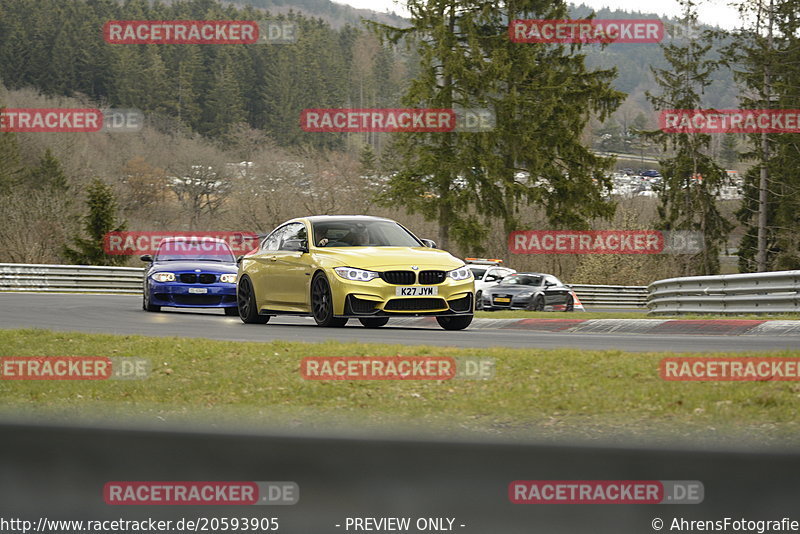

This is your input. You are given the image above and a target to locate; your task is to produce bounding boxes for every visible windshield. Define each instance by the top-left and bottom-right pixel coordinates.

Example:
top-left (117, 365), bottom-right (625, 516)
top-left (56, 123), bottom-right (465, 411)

top-left (154, 240), bottom-right (236, 262)
top-left (312, 220), bottom-right (422, 247)
top-left (500, 274), bottom-right (542, 286)
top-left (469, 267), bottom-right (487, 279)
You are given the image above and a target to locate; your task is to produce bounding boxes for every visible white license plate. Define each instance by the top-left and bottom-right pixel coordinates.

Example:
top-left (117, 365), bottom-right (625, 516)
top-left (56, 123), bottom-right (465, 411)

top-left (188, 287), bottom-right (208, 294)
top-left (395, 286), bottom-right (438, 297)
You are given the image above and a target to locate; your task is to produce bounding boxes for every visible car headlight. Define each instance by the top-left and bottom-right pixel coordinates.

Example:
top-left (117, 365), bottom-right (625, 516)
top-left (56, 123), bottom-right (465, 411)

top-left (220, 273), bottom-right (238, 284)
top-left (447, 266), bottom-right (473, 281)
top-left (517, 291), bottom-right (534, 298)
top-left (334, 267), bottom-right (380, 282)
top-left (151, 272), bottom-right (175, 282)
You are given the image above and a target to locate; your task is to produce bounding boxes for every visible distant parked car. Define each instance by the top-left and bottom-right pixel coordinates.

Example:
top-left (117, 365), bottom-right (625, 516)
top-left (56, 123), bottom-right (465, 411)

top-left (640, 169), bottom-right (661, 178)
top-left (465, 258), bottom-right (516, 310)
top-left (141, 237), bottom-right (239, 315)
top-left (480, 272), bottom-right (575, 312)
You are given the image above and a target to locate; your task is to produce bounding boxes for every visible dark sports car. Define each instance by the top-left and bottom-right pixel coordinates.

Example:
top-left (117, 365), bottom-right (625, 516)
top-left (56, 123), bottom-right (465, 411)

top-left (480, 272), bottom-right (574, 311)
top-left (141, 237), bottom-right (239, 314)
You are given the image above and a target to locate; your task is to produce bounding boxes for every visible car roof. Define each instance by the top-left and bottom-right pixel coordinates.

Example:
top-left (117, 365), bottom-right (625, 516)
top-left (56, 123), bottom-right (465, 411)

top-left (159, 237), bottom-right (229, 244)
top-left (300, 215), bottom-right (396, 224)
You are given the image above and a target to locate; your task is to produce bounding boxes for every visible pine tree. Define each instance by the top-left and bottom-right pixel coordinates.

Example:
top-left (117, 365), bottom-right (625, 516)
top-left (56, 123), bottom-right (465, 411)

top-left (203, 52), bottom-right (247, 142)
top-left (729, 0), bottom-right (800, 271)
top-left (63, 178), bottom-right (129, 266)
top-left (645, 0), bottom-right (732, 275)
top-left (719, 133), bottom-right (739, 169)
top-left (26, 149), bottom-right (69, 192)
top-left (370, 0), bottom-right (623, 251)
top-left (359, 144), bottom-right (377, 176)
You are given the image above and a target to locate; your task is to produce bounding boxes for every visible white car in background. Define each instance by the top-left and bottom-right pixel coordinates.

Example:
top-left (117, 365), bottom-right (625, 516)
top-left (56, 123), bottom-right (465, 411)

top-left (465, 258), bottom-right (516, 310)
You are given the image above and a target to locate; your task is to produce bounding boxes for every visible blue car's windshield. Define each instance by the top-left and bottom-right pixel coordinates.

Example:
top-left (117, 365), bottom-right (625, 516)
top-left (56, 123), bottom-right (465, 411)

top-left (155, 240), bottom-right (236, 262)
top-left (312, 220), bottom-right (423, 247)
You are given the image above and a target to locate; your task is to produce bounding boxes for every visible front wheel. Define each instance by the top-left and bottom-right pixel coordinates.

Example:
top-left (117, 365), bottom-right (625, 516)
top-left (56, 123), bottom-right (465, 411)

top-left (311, 273), bottom-right (348, 327)
top-left (142, 289), bottom-right (160, 312)
top-left (436, 315), bottom-right (473, 331)
top-left (527, 295), bottom-right (545, 312)
top-left (237, 276), bottom-right (270, 324)
top-left (359, 317), bottom-right (389, 328)
top-left (475, 291), bottom-right (483, 310)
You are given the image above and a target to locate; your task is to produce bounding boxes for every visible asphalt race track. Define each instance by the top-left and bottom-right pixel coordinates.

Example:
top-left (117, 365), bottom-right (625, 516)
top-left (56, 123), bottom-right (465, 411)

top-left (3, 293), bottom-right (800, 352)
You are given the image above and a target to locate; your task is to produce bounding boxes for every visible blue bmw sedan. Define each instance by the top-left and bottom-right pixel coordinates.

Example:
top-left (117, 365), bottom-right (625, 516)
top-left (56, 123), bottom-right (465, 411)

top-left (141, 237), bottom-right (239, 314)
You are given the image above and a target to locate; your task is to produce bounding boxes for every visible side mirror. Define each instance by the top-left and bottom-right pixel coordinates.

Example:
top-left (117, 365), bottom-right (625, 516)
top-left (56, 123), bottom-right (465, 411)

top-left (236, 255), bottom-right (244, 264)
top-left (421, 239), bottom-right (437, 248)
top-left (283, 239), bottom-right (309, 253)
top-left (140, 255), bottom-right (153, 262)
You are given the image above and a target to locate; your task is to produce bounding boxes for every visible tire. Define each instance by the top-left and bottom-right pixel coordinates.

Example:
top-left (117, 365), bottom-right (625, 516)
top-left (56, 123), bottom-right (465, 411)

top-left (142, 289), bottom-right (161, 312)
top-left (436, 314), bottom-right (473, 331)
top-left (359, 317), bottom-right (389, 328)
top-left (237, 276), bottom-right (270, 324)
top-left (311, 273), bottom-right (348, 327)
top-left (564, 294), bottom-right (574, 312)
top-left (224, 306), bottom-right (239, 316)
top-left (526, 295), bottom-right (545, 312)
top-left (475, 291), bottom-right (483, 310)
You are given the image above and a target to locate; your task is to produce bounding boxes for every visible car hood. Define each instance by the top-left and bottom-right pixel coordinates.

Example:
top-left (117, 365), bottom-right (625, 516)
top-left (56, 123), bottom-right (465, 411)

top-left (149, 260), bottom-right (238, 273)
top-left (313, 247), bottom-right (464, 270)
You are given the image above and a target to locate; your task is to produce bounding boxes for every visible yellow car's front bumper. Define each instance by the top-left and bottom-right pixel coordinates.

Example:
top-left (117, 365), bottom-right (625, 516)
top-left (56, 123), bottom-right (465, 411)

top-left (328, 273), bottom-right (474, 317)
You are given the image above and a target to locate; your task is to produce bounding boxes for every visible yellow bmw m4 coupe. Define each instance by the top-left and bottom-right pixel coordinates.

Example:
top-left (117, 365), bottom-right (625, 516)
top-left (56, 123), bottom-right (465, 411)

top-left (236, 216), bottom-right (474, 330)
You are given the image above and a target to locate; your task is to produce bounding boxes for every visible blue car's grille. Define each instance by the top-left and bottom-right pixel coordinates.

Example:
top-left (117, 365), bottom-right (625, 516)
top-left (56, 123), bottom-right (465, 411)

top-left (179, 273), bottom-right (217, 284)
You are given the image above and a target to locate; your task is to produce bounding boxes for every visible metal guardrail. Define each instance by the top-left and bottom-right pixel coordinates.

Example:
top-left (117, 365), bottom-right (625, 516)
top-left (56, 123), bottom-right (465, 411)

top-left (0, 263), bottom-right (143, 294)
top-left (569, 284), bottom-right (648, 308)
top-left (0, 263), bottom-right (649, 307)
top-left (648, 270), bottom-right (800, 315)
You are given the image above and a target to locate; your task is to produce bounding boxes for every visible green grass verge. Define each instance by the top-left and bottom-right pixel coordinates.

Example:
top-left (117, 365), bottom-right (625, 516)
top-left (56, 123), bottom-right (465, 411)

top-left (476, 310), bottom-right (800, 320)
top-left (1, 329), bottom-right (799, 447)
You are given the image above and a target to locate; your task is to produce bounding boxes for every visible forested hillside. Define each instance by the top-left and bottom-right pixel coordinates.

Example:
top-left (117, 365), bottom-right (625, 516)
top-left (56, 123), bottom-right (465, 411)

top-left (0, 0), bottom-right (737, 153)
top-left (0, 0), bottom-right (408, 150)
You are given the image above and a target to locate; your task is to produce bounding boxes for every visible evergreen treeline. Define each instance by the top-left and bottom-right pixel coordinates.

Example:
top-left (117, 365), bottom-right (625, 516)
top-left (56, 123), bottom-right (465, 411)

top-left (0, 0), bottom-right (404, 149)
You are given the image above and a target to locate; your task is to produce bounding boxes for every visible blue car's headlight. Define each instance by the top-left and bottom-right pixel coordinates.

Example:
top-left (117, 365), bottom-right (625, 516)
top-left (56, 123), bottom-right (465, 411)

top-left (151, 272), bottom-right (175, 282)
top-left (334, 267), bottom-right (380, 282)
top-left (220, 274), bottom-right (237, 284)
top-left (447, 266), bottom-right (472, 281)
